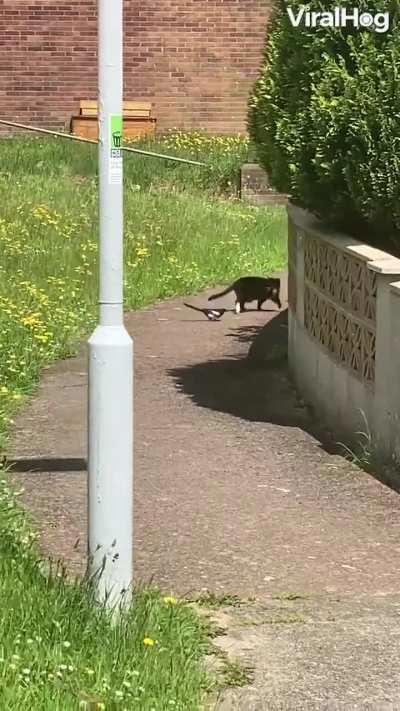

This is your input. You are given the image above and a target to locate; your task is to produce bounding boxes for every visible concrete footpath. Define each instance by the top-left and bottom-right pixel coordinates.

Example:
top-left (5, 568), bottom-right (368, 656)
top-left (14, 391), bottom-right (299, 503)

top-left (7, 278), bottom-right (400, 710)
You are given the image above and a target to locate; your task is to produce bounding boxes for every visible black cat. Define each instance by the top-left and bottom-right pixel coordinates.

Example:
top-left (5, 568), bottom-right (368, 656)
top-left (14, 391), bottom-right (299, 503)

top-left (208, 276), bottom-right (281, 313)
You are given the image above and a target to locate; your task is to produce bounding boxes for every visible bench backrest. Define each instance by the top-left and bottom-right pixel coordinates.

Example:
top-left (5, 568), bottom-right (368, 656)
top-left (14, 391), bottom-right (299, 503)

top-left (79, 100), bottom-right (152, 118)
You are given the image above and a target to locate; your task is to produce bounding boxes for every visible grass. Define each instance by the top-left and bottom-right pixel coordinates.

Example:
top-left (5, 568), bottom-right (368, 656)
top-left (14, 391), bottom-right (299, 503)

top-left (0, 130), bottom-right (287, 708)
top-left (0, 476), bottom-right (212, 710)
top-left (243, 613), bottom-right (306, 625)
top-left (0, 130), bottom-right (252, 197)
top-left (219, 659), bottom-right (253, 688)
top-left (339, 411), bottom-right (400, 493)
top-left (0, 132), bottom-right (287, 450)
top-left (189, 591), bottom-right (251, 609)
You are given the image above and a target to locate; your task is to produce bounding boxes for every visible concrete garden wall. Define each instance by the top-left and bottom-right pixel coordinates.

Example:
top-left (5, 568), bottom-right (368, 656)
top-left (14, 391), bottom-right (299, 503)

top-left (288, 203), bottom-right (400, 458)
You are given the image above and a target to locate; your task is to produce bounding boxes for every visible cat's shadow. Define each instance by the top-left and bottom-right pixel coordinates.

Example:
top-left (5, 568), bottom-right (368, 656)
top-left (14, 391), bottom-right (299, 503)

top-left (184, 308), bottom-right (279, 324)
top-left (239, 307), bottom-right (277, 312)
top-left (167, 309), bottom-right (339, 455)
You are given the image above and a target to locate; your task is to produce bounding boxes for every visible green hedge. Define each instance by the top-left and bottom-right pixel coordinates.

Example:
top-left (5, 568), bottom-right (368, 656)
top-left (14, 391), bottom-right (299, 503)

top-left (248, 0), bottom-right (400, 251)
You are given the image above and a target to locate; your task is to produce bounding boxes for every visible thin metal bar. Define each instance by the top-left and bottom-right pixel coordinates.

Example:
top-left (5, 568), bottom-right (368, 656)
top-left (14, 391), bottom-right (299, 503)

top-left (123, 143), bottom-right (205, 165)
top-left (0, 118), bottom-right (206, 166)
top-left (0, 118), bottom-right (99, 144)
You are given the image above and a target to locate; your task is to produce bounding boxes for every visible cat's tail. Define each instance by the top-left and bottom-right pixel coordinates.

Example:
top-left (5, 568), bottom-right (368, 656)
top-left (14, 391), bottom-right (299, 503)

top-left (208, 285), bottom-right (233, 301)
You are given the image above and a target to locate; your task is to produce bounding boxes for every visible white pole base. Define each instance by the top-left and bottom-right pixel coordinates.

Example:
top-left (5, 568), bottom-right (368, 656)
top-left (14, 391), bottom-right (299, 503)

top-left (87, 324), bottom-right (133, 607)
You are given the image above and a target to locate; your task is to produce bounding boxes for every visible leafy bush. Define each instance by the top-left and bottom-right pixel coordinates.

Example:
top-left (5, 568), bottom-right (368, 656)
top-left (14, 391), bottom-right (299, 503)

top-left (248, 0), bottom-right (400, 251)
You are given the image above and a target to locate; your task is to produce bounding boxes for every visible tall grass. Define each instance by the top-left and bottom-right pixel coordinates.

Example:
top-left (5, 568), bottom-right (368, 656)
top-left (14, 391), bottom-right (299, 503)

top-left (339, 411), bottom-right (400, 493)
top-left (1, 130), bottom-right (251, 196)
top-left (0, 476), bottom-right (211, 710)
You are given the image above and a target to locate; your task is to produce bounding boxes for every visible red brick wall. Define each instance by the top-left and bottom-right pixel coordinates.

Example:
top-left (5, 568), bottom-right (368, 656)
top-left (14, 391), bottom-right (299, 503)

top-left (0, 0), bottom-right (271, 135)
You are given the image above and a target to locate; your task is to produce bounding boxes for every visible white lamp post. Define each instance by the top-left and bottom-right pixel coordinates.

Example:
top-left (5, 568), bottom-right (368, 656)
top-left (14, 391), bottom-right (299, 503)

top-left (87, 0), bottom-right (133, 606)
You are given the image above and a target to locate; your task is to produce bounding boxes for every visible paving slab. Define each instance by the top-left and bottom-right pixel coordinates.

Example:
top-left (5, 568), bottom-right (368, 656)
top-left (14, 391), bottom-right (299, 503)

top-left (210, 594), bottom-right (400, 710)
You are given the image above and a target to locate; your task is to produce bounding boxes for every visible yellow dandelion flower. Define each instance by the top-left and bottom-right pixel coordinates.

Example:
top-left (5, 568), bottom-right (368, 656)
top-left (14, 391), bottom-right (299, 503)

top-left (21, 314), bottom-right (41, 328)
top-left (143, 637), bottom-right (155, 646)
top-left (163, 596), bottom-right (178, 605)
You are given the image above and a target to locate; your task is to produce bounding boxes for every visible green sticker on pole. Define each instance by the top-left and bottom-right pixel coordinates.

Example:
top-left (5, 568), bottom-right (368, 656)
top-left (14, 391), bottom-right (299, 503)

top-left (109, 115), bottom-right (123, 185)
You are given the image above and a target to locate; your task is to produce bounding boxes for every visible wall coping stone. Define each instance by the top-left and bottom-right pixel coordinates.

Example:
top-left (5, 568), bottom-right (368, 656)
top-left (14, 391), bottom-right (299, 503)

top-left (288, 203), bottom-right (400, 274)
top-left (368, 258), bottom-right (400, 274)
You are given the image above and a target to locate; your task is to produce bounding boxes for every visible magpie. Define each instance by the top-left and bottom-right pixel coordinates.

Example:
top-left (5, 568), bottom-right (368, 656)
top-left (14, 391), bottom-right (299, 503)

top-left (184, 303), bottom-right (227, 321)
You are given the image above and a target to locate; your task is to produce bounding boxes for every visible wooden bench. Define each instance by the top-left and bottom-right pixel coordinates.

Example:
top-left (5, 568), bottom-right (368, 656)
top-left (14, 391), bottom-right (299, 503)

top-left (71, 100), bottom-right (156, 141)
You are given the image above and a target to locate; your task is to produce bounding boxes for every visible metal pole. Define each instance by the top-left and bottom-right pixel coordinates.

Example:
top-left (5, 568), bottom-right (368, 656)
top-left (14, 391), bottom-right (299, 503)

top-left (87, 0), bottom-right (133, 606)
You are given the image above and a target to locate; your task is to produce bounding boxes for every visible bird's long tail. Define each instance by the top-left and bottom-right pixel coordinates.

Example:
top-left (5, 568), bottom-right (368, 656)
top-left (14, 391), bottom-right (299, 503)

top-left (208, 285), bottom-right (233, 301)
top-left (184, 303), bottom-right (203, 313)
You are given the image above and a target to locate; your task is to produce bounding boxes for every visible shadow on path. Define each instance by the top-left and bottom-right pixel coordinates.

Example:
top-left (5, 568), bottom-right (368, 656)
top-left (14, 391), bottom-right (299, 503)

top-left (168, 309), bottom-right (339, 456)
